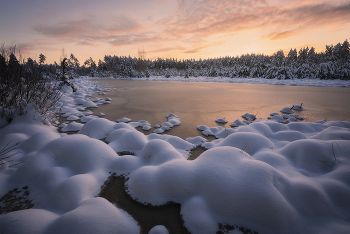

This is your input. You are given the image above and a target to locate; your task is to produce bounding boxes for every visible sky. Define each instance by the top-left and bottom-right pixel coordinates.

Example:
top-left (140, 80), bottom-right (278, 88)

top-left (1, 0), bottom-right (349, 64)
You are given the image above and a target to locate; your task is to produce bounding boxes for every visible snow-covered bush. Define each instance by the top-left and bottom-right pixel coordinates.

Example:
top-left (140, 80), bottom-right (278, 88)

top-left (0, 47), bottom-right (61, 125)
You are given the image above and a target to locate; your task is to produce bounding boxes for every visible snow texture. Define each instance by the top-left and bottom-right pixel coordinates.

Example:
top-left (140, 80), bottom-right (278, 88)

top-left (0, 77), bottom-right (350, 234)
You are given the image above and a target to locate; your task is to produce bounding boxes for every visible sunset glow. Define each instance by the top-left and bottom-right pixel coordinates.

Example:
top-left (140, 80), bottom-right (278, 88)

top-left (1, 0), bottom-right (349, 63)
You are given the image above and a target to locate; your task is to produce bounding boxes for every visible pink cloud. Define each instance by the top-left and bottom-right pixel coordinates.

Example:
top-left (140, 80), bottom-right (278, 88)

top-left (162, 0), bottom-right (350, 40)
top-left (31, 0), bottom-right (350, 59)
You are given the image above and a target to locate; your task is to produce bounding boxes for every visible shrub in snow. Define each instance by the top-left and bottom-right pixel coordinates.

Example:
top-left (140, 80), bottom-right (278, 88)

top-left (0, 47), bottom-right (61, 125)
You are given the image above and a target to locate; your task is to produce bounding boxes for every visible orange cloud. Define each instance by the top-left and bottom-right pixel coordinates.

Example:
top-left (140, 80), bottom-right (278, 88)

top-left (162, 0), bottom-right (350, 41)
top-left (29, 0), bottom-right (350, 62)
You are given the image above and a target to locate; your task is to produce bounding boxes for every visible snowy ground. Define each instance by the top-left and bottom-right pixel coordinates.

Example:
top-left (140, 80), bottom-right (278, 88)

top-left (90, 75), bottom-right (350, 87)
top-left (0, 77), bottom-right (350, 234)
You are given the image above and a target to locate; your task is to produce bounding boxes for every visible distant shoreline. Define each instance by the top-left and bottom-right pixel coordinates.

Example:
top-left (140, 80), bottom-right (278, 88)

top-left (86, 76), bottom-right (350, 88)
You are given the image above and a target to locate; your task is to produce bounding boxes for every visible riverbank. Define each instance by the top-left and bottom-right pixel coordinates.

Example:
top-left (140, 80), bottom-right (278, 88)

top-left (88, 75), bottom-right (350, 87)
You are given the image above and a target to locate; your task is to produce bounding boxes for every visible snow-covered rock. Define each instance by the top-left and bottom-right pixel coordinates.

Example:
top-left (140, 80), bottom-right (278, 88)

top-left (280, 107), bottom-right (294, 114)
top-left (215, 118), bottom-right (228, 123)
top-left (117, 117), bottom-right (132, 123)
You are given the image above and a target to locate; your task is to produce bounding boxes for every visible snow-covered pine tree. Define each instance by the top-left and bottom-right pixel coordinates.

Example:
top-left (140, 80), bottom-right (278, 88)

top-left (38, 53), bottom-right (46, 65)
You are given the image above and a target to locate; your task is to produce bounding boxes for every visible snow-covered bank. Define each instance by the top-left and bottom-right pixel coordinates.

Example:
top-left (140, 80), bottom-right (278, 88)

top-left (1, 77), bottom-right (350, 234)
top-left (89, 76), bottom-right (350, 87)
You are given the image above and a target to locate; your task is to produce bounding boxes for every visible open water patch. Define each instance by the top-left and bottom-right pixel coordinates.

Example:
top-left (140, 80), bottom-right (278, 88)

top-left (98, 173), bottom-right (190, 234)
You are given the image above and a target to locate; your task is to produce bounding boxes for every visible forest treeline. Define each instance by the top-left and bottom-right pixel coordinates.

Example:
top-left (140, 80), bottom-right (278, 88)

top-left (2, 39), bottom-right (350, 82)
top-left (86, 39), bottom-right (350, 80)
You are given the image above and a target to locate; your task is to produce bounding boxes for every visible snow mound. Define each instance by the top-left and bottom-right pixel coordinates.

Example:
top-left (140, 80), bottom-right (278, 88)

top-left (129, 120), bottom-right (152, 131)
top-left (197, 125), bottom-right (208, 131)
top-left (107, 124), bottom-right (195, 163)
top-left (153, 114), bottom-right (181, 133)
top-left (67, 115), bottom-right (80, 121)
top-left (80, 115), bottom-right (99, 123)
top-left (90, 97), bottom-right (101, 102)
top-left (230, 119), bottom-right (246, 127)
top-left (1, 78), bottom-right (350, 234)
top-left (126, 120), bottom-right (350, 234)
top-left (117, 117), bottom-right (132, 123)
top-left (61, 122), bottom-right (84, 132)
top-left (79, 118), bottom-right (117, 139)
top-left (186, 136), bottom-right (207, 146)
top-left (215, 118), bottom-right (228, 123)
top-left (199, 126), bottom-right (224, 136)
top-left (82, 100), bottom-right (98, 108)
top-left (291, 103), bottom-right (306, 111)
top-left (149, 225), bottom-right (169, 234)
top-left (44, 198), bottom-right (139, 234)
top-left (280, 107), bottom-right (294, 114)
top-left (242, 113), bottom-right (256, 121)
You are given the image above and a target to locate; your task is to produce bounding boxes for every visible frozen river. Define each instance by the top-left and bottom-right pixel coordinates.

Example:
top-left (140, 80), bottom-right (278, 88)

top-left (92, 79), bottom-right (350, 140)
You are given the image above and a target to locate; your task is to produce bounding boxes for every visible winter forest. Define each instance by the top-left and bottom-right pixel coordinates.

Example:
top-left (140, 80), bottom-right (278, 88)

top-left (93, 39), bottom-right (350, 80)
top-left (73, 40), bottom-right (350, 80)
top-left (2, 40), bottom-right (350, 81)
